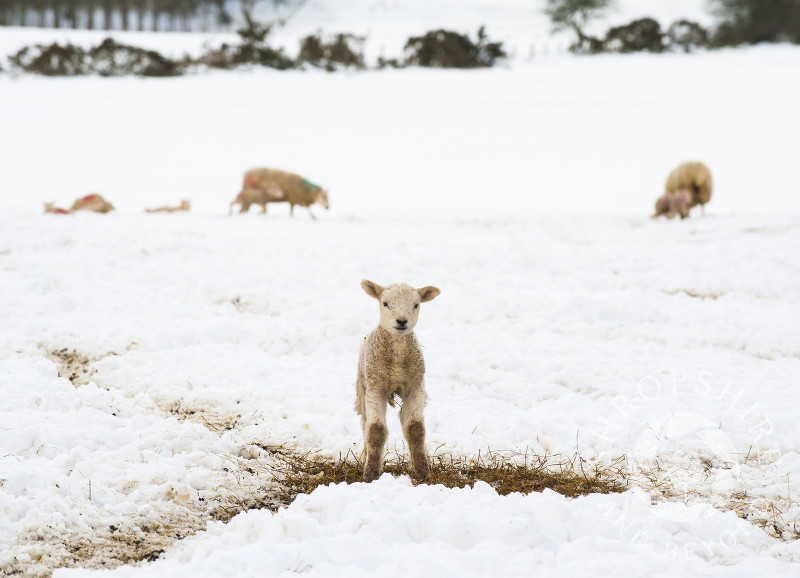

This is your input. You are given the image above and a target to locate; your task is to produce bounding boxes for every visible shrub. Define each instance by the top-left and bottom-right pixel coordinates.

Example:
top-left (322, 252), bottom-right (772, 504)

top-left (193, 20), bottom-right (296, 71)
top-left (604, 17), bottom-right (665, 53)
top-left (89, 38), bottom-right (182, 77)
top-left (9, 39), bottom-right (181, 76)
top-left (297, 32), bottom-right (365, 71)
top-left (325, 34), bottom-right (366, 69)
top-left (667, 20), bottom-right (710, 52)
top-left (404, 26), bottom-right (506, 68)
top-left (193, 42), bottom-right (295, 69)
top-left (297, 34), bottom-right (325, 65)
top-left (10, 42), bottom-right (88, 76)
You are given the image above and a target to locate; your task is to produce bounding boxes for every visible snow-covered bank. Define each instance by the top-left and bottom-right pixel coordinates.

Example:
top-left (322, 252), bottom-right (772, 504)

top-left (55, 480), bottom-right (800, 578)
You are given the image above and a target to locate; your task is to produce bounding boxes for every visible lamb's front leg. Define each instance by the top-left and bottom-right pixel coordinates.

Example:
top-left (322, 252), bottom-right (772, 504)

top-left (400, 386), bottom-right (429, 480)
top-left (363, 385), bottom-right (388, 482)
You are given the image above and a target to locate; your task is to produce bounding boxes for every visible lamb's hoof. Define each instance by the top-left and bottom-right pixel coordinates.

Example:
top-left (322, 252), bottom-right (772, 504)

top-left (411, 462), bottom-right (429, 480)
top-left (363, 462), bottom-right (381, 482)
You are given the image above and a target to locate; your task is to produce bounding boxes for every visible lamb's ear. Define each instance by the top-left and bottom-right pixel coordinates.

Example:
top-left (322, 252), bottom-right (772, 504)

top-left (361, 279), bottom-right (383, 300)
top-left (418, 286), bottom-right (440, 302)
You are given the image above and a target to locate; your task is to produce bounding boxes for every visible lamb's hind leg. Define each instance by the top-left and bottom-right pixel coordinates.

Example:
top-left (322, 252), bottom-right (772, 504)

top-left (400, 388), bottom-right (429, 479)
top-left (362, 386), bottom-right (388, 482)
top-left (354, 371), bottom-right (367, 463)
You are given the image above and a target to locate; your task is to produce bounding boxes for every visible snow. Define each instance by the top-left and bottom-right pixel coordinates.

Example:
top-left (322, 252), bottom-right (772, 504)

top-left (2, 0), bottom-right (800, 576)
top-left (54, 482), bottom-right (800, 577)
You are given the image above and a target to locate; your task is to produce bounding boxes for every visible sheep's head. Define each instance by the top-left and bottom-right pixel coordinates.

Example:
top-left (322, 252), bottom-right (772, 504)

top-left (361, 279), bottom-right (440, 335)
top-left (315, 188), bottom-right (330, 210)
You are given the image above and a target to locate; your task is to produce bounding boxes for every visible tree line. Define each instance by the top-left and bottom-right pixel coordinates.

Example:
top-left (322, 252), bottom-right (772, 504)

top-left (0, 0), bottom-right (290, 32)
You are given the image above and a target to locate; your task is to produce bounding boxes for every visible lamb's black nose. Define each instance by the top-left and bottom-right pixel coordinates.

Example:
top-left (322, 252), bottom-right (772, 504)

top-left (396, 319), bottom-right (408, 327)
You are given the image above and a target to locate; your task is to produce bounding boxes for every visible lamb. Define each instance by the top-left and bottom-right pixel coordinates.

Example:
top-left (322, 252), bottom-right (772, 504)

top-left (230, 168), bottom-right (329, 219)
top-left (43, 202), bottom-right (70, 214)
top-left (229, 171), bottom-right (285, 215)
top-left (664, 161), bottom-right (713, 213)
top-left (355, 279), bottom-right (441, 482)
top-left (43, 194), bottom-right (115, 214)
top-left (652, 189), bottom-right (691, 219)
top-left (70, 193), bottom-right (115, 213)
top-left (146, 200), bottom-right (190, 213)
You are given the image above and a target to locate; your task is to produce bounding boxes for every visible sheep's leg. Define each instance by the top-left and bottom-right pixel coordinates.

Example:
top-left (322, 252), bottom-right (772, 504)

top-left (400, 387), bottom-right (429, 479)
top-left (290, 204), bottom-right (295, 217)
top-left (362, 386), bottom-right (388, 482)
top-left (261, 203), bottom-right (267, 215)
top-left (307, 207), bottom-right (317, 220)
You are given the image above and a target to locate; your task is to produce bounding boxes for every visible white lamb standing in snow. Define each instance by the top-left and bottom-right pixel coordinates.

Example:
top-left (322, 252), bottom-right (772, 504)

top-left (355, 279), bottom-right (441, 482)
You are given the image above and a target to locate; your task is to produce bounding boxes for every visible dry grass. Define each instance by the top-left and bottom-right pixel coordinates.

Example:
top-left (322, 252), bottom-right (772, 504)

top-left (49, 347), bottom-right (96, 386)
top-left (260, 447), bottom-right (628, 500)
top-left (663, 289), bottom-right (723, 300)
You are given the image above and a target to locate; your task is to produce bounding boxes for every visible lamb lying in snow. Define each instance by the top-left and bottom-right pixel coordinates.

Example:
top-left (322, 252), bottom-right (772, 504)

top-left (229, 168), bottom-right (329, 219)
top-left (70, 193), bottom-right (115, 213)
top-left (355, 279), bottom-right (441, 482)
top-left (44, 194), bottom-right (115, 214)
top-left (654, 161), bottom-right (713, 218)
top-left (146, 200), bottom-right (190, 213)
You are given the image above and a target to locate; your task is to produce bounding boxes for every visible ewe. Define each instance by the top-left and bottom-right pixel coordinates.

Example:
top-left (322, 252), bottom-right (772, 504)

top-left (666, 162), bottom-right (712, 212)
top-left (355, 280), bottom-right (440, 482)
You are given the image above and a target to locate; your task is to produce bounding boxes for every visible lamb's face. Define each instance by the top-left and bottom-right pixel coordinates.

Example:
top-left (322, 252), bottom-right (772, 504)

top-left (379, 284), bottom-right (424, 334)
top-left (361, 280), bottom-right (440, 336)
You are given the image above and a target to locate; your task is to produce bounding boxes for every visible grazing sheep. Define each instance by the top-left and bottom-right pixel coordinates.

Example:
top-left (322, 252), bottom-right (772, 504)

top-left (652, 189), bottom-right (691, 219)
top-left (355, 279), bottom-right (441, 482)
top-left (230, 168), bottom-right (329, 219)
top-left (146, 200), bottom-right (191, 213)
top-left (664, 161), bottom-right (713, 213)
top-left (70, 193), bottom-right (115, 213)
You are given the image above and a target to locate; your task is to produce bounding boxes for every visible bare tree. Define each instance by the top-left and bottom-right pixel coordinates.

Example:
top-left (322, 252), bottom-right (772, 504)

top-left (543, 0), bottom-right (613, 53)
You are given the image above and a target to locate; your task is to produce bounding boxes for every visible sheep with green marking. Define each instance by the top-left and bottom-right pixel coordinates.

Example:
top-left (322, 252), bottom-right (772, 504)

top-left (230, 168), bottom-right (329, 219)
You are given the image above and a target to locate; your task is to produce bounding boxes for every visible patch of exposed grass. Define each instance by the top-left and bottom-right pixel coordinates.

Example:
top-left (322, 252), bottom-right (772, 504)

top-left (49, 348), bottom-right (96, 386)
top-left (263, 448), bottom-right (627, 500)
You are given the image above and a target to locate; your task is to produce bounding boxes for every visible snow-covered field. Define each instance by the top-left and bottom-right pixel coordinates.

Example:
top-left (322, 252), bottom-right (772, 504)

top-left (2, 1), bottom-right (800, 576)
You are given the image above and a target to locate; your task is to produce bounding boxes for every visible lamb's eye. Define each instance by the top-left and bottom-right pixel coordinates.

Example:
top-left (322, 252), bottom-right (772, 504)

top-left (383, 302), bottom-right (389, 308)
top-left (413, 304), bottom-right (419, 309)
